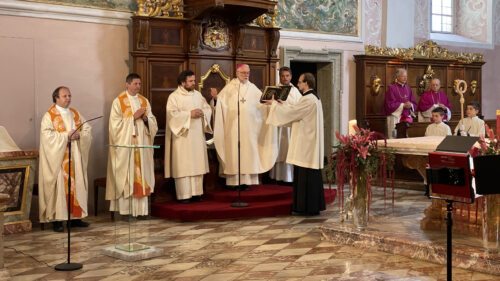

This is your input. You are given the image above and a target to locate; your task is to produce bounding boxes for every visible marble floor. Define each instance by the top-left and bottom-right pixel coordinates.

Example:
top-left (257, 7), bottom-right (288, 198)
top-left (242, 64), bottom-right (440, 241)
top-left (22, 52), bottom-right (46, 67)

top-left (3, 188), bottom-right (500, 281)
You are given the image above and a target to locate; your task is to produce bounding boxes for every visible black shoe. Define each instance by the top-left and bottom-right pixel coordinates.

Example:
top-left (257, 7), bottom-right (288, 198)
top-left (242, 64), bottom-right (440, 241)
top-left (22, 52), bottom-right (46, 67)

top-left (178, 199), bottom-right (191, 204)
top-left (237, 185), bottom-right (249, 191)
top-left (70, 219), bottom-right (90, 227)
top-left (191, 195), bottom-right (202, 202)
top-left (52, 221), bottom-right (64, 232)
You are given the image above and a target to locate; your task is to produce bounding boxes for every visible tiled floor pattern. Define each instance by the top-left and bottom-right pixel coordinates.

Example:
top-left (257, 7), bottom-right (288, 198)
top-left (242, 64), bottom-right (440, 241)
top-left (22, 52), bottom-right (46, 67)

top-left (3, 187), bottom-right (499, 281)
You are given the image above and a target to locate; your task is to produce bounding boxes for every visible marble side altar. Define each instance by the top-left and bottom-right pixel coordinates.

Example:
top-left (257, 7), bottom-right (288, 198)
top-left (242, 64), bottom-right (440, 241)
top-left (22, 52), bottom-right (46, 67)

top-left (379, 136), bottom-right (499, 243)
top-left (0, 126), bottom-right (38, 234)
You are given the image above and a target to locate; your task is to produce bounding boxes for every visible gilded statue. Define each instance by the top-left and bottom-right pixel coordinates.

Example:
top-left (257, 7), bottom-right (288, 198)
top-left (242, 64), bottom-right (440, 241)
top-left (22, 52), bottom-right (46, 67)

top-left (470, 80), bottom-right (477, 95)
top-left (370, 75), bottom-right (382, 96)
top-left (418, 65), bottom-right (435, 95)
top-left (136, 0), bottom-right (183, 18)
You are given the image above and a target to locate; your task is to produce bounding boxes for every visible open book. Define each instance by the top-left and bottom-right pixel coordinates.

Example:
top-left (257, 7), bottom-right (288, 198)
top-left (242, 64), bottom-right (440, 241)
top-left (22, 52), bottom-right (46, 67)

top-left (260, 85), bottom-right (292, 103)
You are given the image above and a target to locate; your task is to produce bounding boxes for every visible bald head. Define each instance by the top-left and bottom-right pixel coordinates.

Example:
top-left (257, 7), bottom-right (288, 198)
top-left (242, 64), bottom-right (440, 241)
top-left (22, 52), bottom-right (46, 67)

top-left (430, 78), bottom-right (441, 92)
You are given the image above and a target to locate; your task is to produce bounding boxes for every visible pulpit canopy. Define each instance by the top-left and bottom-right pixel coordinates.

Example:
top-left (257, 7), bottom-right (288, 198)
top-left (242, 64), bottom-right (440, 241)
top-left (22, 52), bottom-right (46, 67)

top-left (184, 0), bottom-right (276, 24)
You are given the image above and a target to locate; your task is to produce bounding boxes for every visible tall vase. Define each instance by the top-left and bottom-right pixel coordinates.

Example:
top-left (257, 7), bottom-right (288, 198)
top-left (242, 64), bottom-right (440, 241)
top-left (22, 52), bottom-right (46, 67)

top-left (352, 171), bottom-right (369, 231)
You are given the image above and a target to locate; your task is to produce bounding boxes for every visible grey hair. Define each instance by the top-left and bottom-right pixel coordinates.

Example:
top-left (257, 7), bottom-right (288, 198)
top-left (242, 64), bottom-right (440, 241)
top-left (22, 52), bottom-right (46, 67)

top-left (395, 68), bottom-right (407, 79)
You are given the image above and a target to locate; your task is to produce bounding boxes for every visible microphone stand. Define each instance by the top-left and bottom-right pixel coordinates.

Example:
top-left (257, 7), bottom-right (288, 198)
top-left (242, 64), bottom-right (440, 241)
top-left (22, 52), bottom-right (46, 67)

top-left (55, 115), bottom-right (102, 271)
top-left (231, 82), bottom-right (248, 208)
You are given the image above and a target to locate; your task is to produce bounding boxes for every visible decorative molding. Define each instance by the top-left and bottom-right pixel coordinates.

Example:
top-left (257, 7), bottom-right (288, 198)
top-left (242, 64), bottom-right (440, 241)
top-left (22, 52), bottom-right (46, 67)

top-left (363, 0), bottom-right (382, 46)
top-left (0, 0), bottom-right (132, 26)
top-left (365, 40), bottom-right (484, 63)
top-left (136, 0), bottom-right (183, 18)
top-left (280, 46), bottom-right (343, 147)
top-left (255, 4), bottom-right (278, 28)
top-left (198, 64), bottom-right (230, 93)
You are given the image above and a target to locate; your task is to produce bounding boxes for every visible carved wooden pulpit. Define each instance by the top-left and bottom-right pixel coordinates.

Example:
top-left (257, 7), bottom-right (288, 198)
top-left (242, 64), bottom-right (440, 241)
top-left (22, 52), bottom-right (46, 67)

top-left (132, 0), bottom-right (280, 196)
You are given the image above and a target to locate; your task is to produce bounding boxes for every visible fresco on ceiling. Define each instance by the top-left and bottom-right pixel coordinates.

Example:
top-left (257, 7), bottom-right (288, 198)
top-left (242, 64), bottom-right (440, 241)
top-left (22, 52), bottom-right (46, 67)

top-left (277, 0), bottom-right (359, 36)
top-left (23, 0), bottom-right (136, 11)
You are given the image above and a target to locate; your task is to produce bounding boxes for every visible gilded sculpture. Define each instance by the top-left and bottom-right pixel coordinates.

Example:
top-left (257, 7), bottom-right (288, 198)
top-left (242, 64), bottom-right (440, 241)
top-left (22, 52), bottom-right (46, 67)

top-left (470, 80), bottom-right (478, 95)
top-left (136, 0), bottom-right (183, 18)
top-left (198, 64), bottom-right (231, 93)
top-left (418, 65), bottom-right (435, 95)
top-left (365, 40), bottom-right (484, 64)
top-left (453, 79), bottom-right (467, 120)
top-left (255, 5), bottom-right (279, 28)
top-left (370, 75), bottom-right (382, 96)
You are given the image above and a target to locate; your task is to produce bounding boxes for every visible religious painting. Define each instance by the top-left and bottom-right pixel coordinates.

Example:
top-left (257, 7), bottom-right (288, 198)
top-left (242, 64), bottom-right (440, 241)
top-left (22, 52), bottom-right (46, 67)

top-left (243, 35), bottom-right (265, 51)
top-left (277, 0), bottom-right (359, 37)
top-left (22, 0), bottom-right (135, 11)
top-left (0, 166), bottom-right (29, 213)
top-left (151, 27), bottom-right (181, 46)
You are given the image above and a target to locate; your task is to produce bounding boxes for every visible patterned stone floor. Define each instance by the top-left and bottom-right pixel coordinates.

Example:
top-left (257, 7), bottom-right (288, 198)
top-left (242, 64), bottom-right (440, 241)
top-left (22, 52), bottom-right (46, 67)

top-left (3, 188), bottom-right (500, 281)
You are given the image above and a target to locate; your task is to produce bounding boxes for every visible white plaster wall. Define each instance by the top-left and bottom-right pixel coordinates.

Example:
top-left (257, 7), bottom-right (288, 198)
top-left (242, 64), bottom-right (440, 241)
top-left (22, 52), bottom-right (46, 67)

top-left (0, 14), bottom-right (130, 213)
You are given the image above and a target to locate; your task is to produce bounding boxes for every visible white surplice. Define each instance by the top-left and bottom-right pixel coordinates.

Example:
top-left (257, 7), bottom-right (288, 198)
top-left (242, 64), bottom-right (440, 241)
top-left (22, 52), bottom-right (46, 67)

top-left (267, 91), bottom-right (324, 170)
top-left (425, 122), bottom-right (452, 137)
top-left (453, 116), bottom-right (485, 136)
top-left (269, 84), bottom-right (302, 182)
top-left (165, 86), bottom-right (212, 199)
top-left (214, 78), bottom-right (278, 185)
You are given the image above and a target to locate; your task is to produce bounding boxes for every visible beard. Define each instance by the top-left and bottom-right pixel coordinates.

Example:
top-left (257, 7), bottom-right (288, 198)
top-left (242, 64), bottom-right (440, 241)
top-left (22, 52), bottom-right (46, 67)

top-left (184, 85), bottom-right (195, 91)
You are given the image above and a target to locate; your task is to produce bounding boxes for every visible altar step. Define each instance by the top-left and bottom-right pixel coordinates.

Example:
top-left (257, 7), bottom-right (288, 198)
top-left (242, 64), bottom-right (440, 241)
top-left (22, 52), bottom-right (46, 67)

top-left (151, 185), bottom-right (336, 221)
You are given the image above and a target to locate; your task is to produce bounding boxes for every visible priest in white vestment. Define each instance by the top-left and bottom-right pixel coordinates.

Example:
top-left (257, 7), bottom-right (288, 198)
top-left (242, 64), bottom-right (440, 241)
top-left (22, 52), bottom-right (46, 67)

top-left (214, 64), bottom-right (278, 187)
top-left (269, 66), bottom-right (302, 183)
top-left (39, 86), bottom-right (92, 232)
top-left (106, 73), bottom-right (158, 216)
top-left (266, 73), bottom-right (326, 216)
top-left (454, 101), bottom-right (485, 137)
top-left (165, 70), bottom-right (212, 202)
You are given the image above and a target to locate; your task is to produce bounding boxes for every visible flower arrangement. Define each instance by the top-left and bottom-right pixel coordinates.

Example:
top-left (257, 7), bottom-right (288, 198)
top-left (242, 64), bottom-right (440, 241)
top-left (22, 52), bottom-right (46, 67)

top-left (327, 125), bottom-right (395, 229)
top-left (469, 124), bottom-right (499, 156)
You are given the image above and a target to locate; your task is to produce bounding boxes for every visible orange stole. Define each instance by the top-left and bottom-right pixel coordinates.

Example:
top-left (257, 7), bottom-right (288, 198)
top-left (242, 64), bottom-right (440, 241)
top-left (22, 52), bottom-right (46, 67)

top-left (118, 93), bottom-right (151, 198)
top-left (48, 104), bottom-right (83, 218)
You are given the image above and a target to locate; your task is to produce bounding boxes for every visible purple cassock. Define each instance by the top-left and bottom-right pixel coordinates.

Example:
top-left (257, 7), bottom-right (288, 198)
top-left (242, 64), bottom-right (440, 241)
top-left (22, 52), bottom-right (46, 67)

top-left (417, 90), bottom-right (451, 119)
top-left (384, 83), bottom-right (417, 123)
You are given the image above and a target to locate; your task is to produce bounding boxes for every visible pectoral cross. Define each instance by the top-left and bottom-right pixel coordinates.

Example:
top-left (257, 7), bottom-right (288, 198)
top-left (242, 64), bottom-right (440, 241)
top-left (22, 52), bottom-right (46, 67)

top-left (240, 97), bottom-right (246, 103)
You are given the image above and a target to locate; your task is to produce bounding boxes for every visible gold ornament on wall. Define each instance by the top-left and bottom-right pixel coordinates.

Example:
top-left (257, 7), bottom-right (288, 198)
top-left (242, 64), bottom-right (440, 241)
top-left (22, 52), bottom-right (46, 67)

top-left (202, 19), bottom-right (229, 50)
top-left (136, 0), bottom-right (183, 18)
top-left (255, 5), bottom-right (279, 28)
top-left (365, 40), bottom-right (484, 64)
top-left (418, 65), bottom-right (435, 95)
top-left (370, 75), bottom-right (382, 96)
top-left (198, 64), bottom-right (231, 92)
top-left (470, 80), bottom-right (478, 95)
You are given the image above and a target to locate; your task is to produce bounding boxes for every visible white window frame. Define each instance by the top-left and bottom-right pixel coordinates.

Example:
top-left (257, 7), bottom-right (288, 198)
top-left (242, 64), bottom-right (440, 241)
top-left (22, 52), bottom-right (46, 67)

top-left (430, 0), bottom-right (454, 34)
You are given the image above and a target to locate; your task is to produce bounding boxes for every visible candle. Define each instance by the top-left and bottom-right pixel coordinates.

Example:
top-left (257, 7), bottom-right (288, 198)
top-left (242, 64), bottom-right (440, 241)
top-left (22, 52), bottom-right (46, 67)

top-left (348, 119), bottom-right (357, 135)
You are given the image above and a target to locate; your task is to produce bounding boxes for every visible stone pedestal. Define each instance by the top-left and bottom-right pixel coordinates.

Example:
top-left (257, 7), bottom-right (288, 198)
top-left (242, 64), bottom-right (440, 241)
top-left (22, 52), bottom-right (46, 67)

top-left (102, 245), bottom-right (164, 261)
top-left (0, 213), bottom-right (11, 279)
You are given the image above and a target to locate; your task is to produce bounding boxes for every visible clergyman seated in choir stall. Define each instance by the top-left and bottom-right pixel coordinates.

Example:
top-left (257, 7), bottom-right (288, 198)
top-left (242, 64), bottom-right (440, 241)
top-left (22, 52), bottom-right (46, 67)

top-left (417, 78), bottom-right (452, 122)
top-left (454, 101), bottom-right (485, 137)
top-left (424, 107), bottom-right (452, 137)
top-left (213, 64), bottom-right (278, 189)
top-left (106, 73), bottom-right (158, 217)
top-left (384, 68), bottom-right (417, 138)
top-left (38, 86), bottom-right (92, 232)
top-left (164, 70), bottom-right (212, 203)
top-left (269, 66), bottom-right (302, 184)
top-left (265, 73), bottom-right (326, 216)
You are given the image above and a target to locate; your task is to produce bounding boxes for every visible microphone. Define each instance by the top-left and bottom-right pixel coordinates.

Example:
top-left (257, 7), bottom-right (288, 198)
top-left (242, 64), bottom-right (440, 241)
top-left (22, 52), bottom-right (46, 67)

top-left (69, 115), bottom-right (103, 139)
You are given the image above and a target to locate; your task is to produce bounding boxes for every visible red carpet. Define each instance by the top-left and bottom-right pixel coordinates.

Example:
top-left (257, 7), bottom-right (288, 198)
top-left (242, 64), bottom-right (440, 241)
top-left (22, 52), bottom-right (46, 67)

top-left (151, 185), bottom-right (336, 221)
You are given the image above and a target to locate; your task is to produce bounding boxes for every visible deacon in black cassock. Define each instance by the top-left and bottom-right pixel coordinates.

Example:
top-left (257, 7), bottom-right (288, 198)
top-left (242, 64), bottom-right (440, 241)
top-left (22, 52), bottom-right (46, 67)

top-left (265, 72), bottom-right (326, 215)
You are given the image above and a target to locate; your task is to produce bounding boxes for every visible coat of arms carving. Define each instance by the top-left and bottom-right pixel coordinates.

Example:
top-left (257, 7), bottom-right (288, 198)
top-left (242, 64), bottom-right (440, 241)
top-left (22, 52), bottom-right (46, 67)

top-left (202, 19), bottom-right (229, 51)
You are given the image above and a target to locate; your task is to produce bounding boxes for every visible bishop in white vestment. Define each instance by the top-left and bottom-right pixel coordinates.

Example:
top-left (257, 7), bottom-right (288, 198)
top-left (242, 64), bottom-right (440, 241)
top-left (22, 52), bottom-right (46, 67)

top-left (266, 73), bottom-right (326, 215)
top-left (106, 73), bottom-right (158, 216)
top-left (269, 66), bottom-right (302, 183)
top-left (165, 70), bottom-right (212, 201)
top-left (39, 86), bottom-right (92, 232)
top-left (214, 64), bottom-right (278, 186)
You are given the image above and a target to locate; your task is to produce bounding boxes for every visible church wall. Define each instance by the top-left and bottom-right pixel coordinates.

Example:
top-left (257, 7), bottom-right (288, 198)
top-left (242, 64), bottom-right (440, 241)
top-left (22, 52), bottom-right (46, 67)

top-left (0, 14), bottom-right (130, 214)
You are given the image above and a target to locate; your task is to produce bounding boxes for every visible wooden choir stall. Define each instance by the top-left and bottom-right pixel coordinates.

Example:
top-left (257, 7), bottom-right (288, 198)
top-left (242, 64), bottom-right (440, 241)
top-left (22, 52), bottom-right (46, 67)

top-left (355, 41), bottom-right (498, 242)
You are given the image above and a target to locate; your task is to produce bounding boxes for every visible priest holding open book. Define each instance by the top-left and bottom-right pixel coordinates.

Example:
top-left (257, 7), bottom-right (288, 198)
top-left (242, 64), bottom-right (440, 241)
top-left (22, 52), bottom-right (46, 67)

top-left (213, 64), bottom-right (278, 188)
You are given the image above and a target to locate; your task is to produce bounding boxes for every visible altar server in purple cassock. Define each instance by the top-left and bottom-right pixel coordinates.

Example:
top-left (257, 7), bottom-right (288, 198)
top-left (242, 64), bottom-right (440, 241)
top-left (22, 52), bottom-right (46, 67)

top-left (384, 68), bottom-right (417, 138)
